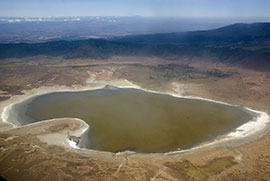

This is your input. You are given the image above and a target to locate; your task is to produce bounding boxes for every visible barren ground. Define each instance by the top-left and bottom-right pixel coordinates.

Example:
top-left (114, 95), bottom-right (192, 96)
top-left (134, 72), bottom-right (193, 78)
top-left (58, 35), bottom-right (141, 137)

top-left (0, 56), bottom-right (270, 180)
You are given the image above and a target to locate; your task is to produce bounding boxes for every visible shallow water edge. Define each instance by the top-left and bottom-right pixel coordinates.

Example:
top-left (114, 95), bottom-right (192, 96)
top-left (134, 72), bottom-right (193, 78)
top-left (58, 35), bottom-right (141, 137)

top-left (1, 82), bottom-right (269, 155)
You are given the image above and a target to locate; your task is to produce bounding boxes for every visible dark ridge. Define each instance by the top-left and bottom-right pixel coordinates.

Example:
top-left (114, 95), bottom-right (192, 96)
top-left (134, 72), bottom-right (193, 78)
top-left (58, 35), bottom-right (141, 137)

top-left (114, 23), bottom-right (270, 43)
top-left (0, 175), bottom-right (7, 181)
top-left (0, 23), bottom-right (270, 71)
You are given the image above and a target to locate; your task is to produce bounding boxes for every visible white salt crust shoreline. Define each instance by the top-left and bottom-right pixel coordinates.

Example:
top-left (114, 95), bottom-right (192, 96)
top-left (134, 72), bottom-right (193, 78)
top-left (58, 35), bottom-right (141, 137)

top-left (0, 80), bottom-right (269, 155)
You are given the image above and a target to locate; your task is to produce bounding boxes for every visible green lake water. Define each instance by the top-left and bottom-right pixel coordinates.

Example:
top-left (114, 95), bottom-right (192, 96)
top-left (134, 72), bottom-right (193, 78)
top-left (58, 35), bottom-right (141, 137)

top-left (21, 87), bottom-right (251, 153)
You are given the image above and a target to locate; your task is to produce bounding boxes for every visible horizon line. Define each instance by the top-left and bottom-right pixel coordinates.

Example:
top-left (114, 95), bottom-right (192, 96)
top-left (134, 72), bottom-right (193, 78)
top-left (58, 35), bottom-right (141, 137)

top-left (1, 15), bottom-right (270, 18)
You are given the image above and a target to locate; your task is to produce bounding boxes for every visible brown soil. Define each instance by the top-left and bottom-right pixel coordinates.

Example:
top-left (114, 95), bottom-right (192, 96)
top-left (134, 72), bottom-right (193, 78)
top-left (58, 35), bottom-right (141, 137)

top-left (0, 56), bottom-right (270, 180)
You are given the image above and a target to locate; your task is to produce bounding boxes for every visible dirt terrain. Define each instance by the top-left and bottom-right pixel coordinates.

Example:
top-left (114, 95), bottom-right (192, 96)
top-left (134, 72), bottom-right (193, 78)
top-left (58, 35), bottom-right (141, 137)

top-left (0, 56), bottom-right (270, 180)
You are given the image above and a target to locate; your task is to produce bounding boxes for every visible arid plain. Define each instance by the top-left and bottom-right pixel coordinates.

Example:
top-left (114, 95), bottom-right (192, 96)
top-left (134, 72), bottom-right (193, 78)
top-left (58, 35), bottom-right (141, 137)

top-left (0, 55), bottom-right (270, 180)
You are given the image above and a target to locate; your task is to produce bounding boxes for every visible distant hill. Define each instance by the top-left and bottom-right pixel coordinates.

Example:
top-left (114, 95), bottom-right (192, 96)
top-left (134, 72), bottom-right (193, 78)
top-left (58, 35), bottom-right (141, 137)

top-left (0, 16), bottom-right (231, 43)
top-left (0, 23), bottom-right (270, 71)
top-left (114, 23), bottom-right (270, 42)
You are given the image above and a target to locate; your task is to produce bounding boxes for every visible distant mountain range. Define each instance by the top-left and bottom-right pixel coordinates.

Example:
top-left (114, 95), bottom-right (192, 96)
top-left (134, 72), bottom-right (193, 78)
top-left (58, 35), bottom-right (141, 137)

top-left (114, 23), bottom-right (270, 42)
top-left (1, 16), bottom-right (233, 43)
top-left (0, 23), bottom-right (270, 70)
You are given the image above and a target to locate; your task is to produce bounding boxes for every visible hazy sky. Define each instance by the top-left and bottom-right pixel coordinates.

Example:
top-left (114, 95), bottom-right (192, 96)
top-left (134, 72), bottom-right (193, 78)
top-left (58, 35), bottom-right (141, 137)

top-left (0, 0), bottom-right (270, 17)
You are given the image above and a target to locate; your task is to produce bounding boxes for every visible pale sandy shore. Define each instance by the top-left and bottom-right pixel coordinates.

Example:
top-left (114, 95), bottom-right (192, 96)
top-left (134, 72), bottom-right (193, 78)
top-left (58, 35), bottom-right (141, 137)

top-left (0, 78), bottom-right (269, 156)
